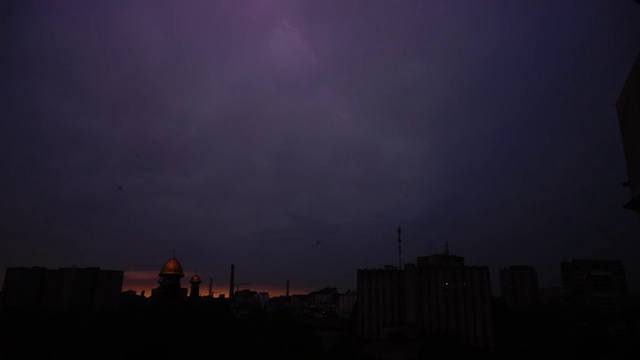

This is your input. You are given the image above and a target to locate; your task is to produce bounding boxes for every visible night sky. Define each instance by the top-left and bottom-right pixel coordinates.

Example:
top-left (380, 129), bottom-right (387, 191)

top-left (1, 0), bottom-right (640, 297)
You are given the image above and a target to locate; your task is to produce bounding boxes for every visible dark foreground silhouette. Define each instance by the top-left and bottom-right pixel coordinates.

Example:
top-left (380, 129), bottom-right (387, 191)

top-left (1, 297), bottom-right (639, 359)
top-left (0, 300), bottom-right (350, 358)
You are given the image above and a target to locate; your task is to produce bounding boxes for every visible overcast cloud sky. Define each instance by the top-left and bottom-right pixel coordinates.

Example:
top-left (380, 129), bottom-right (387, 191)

top-left (1, 0), bottom-right (640, 296)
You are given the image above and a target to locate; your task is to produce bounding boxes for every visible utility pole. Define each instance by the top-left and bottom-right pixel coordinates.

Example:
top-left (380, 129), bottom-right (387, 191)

top-left (229, 264), bottom-right (235, 299)
top-left (397, 226), bottom-right (402, 270)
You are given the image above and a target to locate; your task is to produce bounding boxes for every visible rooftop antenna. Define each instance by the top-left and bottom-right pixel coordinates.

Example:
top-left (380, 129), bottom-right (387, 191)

top-left (397, 226), bottom-right (402, 269)
top-left (444, 240), bottom-right (450, 255)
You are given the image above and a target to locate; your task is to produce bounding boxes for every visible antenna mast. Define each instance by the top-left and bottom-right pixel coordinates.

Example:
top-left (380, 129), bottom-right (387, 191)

top-left (229, 264), bottom-right (235, 299)
top-left (397, 226), bottom-right (402, 269)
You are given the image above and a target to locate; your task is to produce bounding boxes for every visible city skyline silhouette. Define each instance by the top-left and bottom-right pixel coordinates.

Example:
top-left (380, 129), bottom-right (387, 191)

top-left (2, 0), bottom-right (640, 335)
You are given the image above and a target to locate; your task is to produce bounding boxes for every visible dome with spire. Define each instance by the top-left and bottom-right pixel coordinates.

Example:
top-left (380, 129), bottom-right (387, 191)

top-left (159, 257), bottom-right (184, 277)
top-left (190, 273), bottom-right (202, 284)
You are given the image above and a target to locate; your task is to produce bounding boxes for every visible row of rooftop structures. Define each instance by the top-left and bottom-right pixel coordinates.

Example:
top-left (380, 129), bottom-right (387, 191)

top-left (0, 247), bottom-right (632, 348)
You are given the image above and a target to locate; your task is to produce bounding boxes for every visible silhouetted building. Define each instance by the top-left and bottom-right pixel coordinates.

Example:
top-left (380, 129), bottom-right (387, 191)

top-left (617, 44), bottom-right (640, 213)
top-left (357, 245), bottom-right (494, 347)
top-left (499, 265), bottom-right (540, 310)
top-left (339, 289), bottom-right (357, 318)
top-left (189, 272), bottom-right (202, 302)
top-left (539, 286), bottom-right (564, 304)
top-left (1, 266), bottom-right (46, 308)
top-left (309, 287), bottom-right (340, 315)
top-left (149, 256), bottom-right (188, 306)
top-left (561, 259), bottom-right (629, 310)
top-left (416, 245), bottom-right (464, 267)
top-left (257, 292), bottom-right (269, 309)
top-left (1, 266), bottom-right (123, 309)
top-left (231, 288), bottom-right (263, 315)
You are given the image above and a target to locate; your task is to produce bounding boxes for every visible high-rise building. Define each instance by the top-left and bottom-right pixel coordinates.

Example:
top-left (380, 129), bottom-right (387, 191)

top-left (357, 246), bottom-right (493, 347)
top-left (1, 266), bottom-right (47, 308)
top-left (357, 266), bottom-right (404, 339)
top-left (499, 265), bottom-right (540, 310)
top-left (1, 266), bottom-right (123, 310)
top-left (560, 259), bottom-right (628, 310)
top-left (616, 2), bottom-right (640, 214)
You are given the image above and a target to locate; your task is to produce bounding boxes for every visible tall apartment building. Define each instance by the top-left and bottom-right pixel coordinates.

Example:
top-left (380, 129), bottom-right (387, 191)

top-left (357, 247), bottom-right (493, 347)
top-left (357, 265), bottom-right (405, 340)
top-left (1, 266), bottom-right (124, 310)
top-left (499, 265), bottom-right (540, 310)
top-left (616, 1), bottom-right (640, 214)
top-left (560, 259), bottom-right (628, 310)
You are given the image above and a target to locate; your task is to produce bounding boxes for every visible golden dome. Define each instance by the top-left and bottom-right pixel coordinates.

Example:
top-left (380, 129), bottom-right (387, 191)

top-left (190, 274), bottom-right (202, 284)
top-left (159, 257), bottom-right (184, 277)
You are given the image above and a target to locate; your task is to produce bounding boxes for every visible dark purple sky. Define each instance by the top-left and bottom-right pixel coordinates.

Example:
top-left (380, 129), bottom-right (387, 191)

top-left (1, 0), bottom-right (640, 296)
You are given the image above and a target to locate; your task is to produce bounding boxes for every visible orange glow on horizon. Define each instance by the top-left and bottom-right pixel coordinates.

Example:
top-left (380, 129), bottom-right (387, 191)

top-left (122, 270), bottom-right (315, 298)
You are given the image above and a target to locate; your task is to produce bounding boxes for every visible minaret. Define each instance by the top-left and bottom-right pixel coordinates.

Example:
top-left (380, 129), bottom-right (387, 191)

top-left (397, 227), bottom-right (402, 270)
top-left (444, 240), bottom-right (450, 255)
top-left (189, 270), bottom-right (202, 302)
